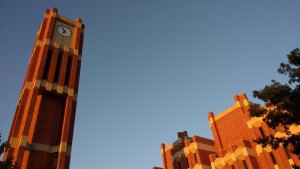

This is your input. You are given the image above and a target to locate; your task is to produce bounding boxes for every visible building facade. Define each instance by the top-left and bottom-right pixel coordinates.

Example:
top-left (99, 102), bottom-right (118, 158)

top-left (154, 94), bottom-right (300, 169)
top-left (3, 8), bottom-right (84, 169)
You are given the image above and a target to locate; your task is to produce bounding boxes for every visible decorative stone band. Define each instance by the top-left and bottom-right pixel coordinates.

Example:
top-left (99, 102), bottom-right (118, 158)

top-left (289, 159), bottom-right (295, 166)
top-left (255, 144), bottom-right (272, 155)
top-left (193, 164), bottom-right (211, 169)
top-left (36, 39), bottom-right (82, 60)
top-left (23, 81), bottom-right (78, 101)
top-left (247, 117), bottom-right (300, 136)
top-left (212, 157), bottom-right (225, 169)
top-left (189, 142), bottom-right (216, 153)
top-left (10, 136), bottom-right (71, 155)
top-left (171, 142), bottom-right (216, 162)
top-left (45, 11), bottom-right (82, 30)
top-left (223, 152), bottom-right (236, 165)
top-left (212, 99), bottom-right (250, 122)
top-left (246, 117), bottom-right (263, 128)
top-left (29, 142), bottom-right (72, 156)
top-left (256, 143), bottom-right (296, 166)
top-left (211, 147), bottom-right (255, 169)
top-left (274, 125), bottom-right (300, 137)
top-left (234, 147), bottom-right (255, 160)
top-left (254, 128), bottom-right (297, 167)
top-left (10, 137), bottom-right (18, 148)
top-left (164, 136), bottom-right (192, 152)
top-left (20, 135), bottom-right (28, 147)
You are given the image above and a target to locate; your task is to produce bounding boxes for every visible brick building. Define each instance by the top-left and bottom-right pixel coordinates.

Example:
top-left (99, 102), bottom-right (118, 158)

top-left (3, 8), bottom-right (84, 169)
top-left (153, 94), bottom-right (300, 169)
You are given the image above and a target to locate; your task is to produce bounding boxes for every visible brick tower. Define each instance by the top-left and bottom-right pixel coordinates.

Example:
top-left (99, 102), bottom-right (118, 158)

top-left (3, 8), bottom-right (84, 169)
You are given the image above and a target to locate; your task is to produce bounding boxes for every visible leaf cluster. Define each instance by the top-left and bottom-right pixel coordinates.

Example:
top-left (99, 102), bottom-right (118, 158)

top-left (0, 134), bottom-right (15, 169)
top-left (249, 48), bottom-right (300, 164)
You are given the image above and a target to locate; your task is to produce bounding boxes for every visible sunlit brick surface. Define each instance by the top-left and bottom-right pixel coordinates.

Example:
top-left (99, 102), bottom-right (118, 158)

top-left (154, 94), bottom-right (300, 169)
top-left (3, 8), bottom-right (84, 169)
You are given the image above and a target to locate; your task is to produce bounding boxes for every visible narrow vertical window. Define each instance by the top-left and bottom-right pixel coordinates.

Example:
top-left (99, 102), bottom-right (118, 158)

top-left (186, 157), bottom-right (189, 168)
top-left (269, 152), bottom-right (277, 164)
top-left (242, 160), bottom-right (248, 169)
top-left (52, 157), bottom-right (58, 168)
top-left (42, 49), bottom-right (53, 80)
top-left (178, 161), bottom-right (181, 169)
top-left (64, 55), bottom-right (73, 86)
top-left (231, 165), bottom-right (235, 169)
top-left (54, 51), bottom-right (63, 83)
top-left (194, 153), bottom-right (198, 164)
top-left (259, 127), bottom-right (266, 138)
top-left (283, 146), bottom-right (291, 159)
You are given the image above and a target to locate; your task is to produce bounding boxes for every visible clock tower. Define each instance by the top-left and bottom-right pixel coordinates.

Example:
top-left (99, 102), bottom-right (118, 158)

top-left (3, 8), bottom-right (84, 169)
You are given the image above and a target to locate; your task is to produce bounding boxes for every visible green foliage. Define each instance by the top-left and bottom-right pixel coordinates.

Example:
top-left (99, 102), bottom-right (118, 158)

top-left (249, 48), bottom-right (300, 167)
top-left (0, 133), bottom-right (15, 169)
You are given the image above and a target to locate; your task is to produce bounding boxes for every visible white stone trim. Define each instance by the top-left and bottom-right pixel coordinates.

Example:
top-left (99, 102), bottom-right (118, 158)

top-left (57, 15), bottom-right (76, 25)
top-left (193, 164), bottom-right (211, 169)
top-left (24, 142), bottom-right (72, 155)
top-left (41, 80), bottom-right (47, 87)
top-left (196, 142), bottom-right (216, 152)
top-left (46, 82), bottom-right (52, 91)
top-left (30, 143), bottom-right (50, 152)
top-left (73, 94), bottom-right (78, 101)
top-left (73, 49), bottom-right (79, 55)
top-left (59, 142), bottom-right (67, 152)
top-left (289, 159), bottom-right (294, 165)
top-left (20, 135), bottom-right (28, 147)
top-left (171, 142), bottom-right (215, 161)
top-left (68, 88), bottom-right (74, 97)
top-left (50, 145), bottom-right (60, 153)
top-left (67, 146), bottom-right (72, 156)
top-left (34, 80), bottom-right (41, 88)
top-left (57, 85), bottom-right (63, 94)
top-left (26, 81), bottom-right (32, 89)
top-left (54, 42), bottom-right (60, 48)
top-left (51, 12), bottom-right (57, 18)
top-left (246, 117), bottom-right (263, 129)
top-left (10, 137), bottom-right (17, 148)
top-left (45, 39), bottom-right (51, 45)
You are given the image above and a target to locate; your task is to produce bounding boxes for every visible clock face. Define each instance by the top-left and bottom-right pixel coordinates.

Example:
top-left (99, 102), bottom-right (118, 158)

top-left (57, 25), bottom-right (72, 37)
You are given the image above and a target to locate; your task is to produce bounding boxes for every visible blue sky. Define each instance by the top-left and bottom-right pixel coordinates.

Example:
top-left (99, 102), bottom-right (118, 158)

top-left (0, 1), bottom-right (300, 168)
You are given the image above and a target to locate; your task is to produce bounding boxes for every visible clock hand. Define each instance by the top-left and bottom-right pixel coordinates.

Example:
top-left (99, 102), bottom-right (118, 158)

top-left (62, 27), bottom-right (66, 33)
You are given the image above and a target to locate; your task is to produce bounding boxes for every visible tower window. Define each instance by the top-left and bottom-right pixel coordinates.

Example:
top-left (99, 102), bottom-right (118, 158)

top-left (178, 161), bottom-right (181, 169)
top-left (269, 152), bottom-right (277, 164)
top-left (283, 146), bottom-right (291, 159)
top-left (242, 160), bottom-right (248, 169)
top-left (259, 127), bottom-right (266, 138)
top-left (54, 51), bottom-right (63, 83)
top-left (231, 165), bottom-right (235, 169)
top-left (42, 49), bottom-right (53, 80)
top-left (194, 153), bottom-right (198, 164)
top-left (186, 157), bottom-right (189, 167)
top-left (64, 55), bottom-right (73, 86)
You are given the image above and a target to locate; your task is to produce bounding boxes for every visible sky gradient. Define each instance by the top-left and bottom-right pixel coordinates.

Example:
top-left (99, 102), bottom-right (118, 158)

top-left (1, 1), bottom-right (300, 168)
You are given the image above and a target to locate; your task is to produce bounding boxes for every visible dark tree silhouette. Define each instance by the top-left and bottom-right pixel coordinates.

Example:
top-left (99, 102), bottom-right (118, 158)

top-left (0, 133), bottom-right (15, 169)
top-left (249, 48), bottom-right (300, 168)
